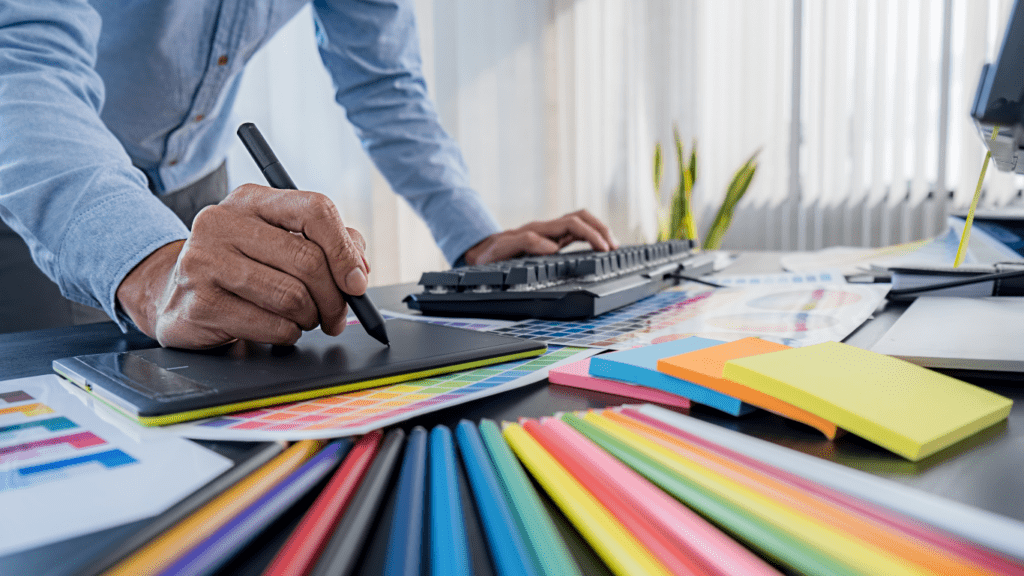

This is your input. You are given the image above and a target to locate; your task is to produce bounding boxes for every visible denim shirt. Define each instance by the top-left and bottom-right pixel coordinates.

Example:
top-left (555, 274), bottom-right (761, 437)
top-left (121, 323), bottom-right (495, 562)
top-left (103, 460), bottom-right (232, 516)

top-left (0, 0), bottom-right (500, 329)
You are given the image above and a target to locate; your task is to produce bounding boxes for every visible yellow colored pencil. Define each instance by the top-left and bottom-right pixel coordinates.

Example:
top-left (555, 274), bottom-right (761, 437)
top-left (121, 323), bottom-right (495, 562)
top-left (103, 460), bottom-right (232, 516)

top-left (583, 413), bottom-right (938, 576)
top-left (501, 423), bottom-right (673, 576)
top-left (103, 440), bottom-right (325, 576)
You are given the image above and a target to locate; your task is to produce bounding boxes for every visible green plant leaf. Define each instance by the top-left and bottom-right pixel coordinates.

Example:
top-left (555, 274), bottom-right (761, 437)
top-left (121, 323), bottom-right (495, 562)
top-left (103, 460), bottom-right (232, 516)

top-left (703, 149), bottom-right (760, 250)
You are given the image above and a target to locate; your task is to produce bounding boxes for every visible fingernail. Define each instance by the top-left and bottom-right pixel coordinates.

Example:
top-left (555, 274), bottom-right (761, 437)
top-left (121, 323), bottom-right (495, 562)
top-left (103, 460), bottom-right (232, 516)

top-left (346, 267), bottom-right (368, 294)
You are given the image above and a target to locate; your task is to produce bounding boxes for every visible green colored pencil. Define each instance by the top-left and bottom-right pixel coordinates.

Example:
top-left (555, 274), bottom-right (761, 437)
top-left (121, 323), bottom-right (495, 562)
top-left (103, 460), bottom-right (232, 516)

top-left (560, 413), bottom-right (858, 576)
top-left (479, 419), bottom-right (583, 576)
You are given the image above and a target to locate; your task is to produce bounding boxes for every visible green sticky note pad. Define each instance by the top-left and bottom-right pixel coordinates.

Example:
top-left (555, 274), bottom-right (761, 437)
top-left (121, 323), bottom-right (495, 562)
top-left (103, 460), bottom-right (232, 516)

top-left (723, 341), bottom-right (1012, 461)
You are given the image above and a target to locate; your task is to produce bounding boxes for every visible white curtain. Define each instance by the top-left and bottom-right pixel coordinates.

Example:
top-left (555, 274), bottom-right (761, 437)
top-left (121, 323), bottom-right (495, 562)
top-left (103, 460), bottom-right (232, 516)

top-left (229, 0), bottom-right (1022, 285)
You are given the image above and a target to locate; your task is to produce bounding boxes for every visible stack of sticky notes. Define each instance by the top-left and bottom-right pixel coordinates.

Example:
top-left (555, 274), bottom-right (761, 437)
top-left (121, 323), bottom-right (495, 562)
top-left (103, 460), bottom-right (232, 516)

top-left (657, 337), bottom-right (840, 439)
top-left (722, 341), bottom-right (1013, 461)
top-left (588, 338), bottom-right (756, 416)
top-left (574, 336), bottom-right (1012, 461)
top-left (548, 357), bottom-right (692, 410)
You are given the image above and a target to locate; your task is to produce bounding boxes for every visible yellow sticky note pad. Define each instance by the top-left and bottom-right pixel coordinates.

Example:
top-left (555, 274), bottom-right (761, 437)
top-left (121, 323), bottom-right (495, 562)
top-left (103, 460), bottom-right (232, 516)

top-left (723, 342), bottom-right (1012, 461)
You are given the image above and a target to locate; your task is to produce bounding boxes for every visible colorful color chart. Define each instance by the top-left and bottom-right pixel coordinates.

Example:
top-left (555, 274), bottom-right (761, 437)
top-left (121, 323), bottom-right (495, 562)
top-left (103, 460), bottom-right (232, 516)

top-left (491, 284), bottom-right (887, 349)
top-left (164, 346), bottom-right (597, 441)
top-left (0, 376), bottom-right (231, 556)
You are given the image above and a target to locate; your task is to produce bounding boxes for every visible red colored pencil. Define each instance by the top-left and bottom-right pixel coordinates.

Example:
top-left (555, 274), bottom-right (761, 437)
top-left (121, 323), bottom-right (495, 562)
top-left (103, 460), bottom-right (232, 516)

top-left (261, 430), bottom-right (383, 576)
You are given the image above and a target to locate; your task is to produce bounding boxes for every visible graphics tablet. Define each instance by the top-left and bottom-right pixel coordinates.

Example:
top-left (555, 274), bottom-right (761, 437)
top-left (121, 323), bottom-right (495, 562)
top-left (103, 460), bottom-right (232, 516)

top-left (52, 319), bottom-right (545, 426)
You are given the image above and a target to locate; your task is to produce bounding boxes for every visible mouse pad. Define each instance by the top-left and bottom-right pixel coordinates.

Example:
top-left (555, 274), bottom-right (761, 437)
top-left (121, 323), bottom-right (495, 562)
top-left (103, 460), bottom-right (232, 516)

top-left (52, 319), bottom-right (545, 426)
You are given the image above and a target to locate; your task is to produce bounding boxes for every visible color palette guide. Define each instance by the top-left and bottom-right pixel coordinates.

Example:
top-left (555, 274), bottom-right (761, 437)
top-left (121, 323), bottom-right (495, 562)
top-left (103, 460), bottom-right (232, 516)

top-left (164, 346), bottom-right (597, 441)
top-left (491, 284), bottom-right (887, 349)
top-left (0, 375), bottom-right (230, 556)
top-left (707, 269), bottom-right (847, 286)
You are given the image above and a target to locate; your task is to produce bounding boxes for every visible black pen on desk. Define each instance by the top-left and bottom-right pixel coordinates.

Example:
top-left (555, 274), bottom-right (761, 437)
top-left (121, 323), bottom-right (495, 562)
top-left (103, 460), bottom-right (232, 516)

top-left (237, 122), bottom-right (390, 346)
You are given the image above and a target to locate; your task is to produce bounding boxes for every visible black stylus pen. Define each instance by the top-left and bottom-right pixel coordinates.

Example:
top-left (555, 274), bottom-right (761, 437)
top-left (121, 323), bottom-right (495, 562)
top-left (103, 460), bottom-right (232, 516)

top-left (237, 122), bottom-right (390, 346)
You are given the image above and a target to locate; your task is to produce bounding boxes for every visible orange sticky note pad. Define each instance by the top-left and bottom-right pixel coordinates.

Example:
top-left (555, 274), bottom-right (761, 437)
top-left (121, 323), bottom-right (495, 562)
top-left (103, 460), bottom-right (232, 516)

top-left (657, 338), bottom-right (840, 439)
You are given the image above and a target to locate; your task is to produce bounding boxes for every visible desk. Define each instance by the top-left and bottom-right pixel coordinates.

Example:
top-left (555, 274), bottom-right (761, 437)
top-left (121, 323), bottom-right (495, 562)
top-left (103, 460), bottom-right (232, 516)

top-left (2, 252), bottom-right (1023, 570)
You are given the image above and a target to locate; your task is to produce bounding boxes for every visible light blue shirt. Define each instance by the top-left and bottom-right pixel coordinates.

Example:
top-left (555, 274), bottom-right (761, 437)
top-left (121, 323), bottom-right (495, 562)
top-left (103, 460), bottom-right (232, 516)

top-left (0, 0), bottom-right (500, 329)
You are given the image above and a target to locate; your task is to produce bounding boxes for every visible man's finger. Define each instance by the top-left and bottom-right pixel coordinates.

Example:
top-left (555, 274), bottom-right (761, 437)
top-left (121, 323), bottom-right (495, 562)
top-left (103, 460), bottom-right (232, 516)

top-left (226, 185), bottom-right (367, 296)
top-left (481, 230), bottom-right (559, 263)
top-left (228, 224), bottom-right (348, 335)
top-left (533, 215), bottom-right (609, 252)
top-left (571, 209), bottom-right (618, 249)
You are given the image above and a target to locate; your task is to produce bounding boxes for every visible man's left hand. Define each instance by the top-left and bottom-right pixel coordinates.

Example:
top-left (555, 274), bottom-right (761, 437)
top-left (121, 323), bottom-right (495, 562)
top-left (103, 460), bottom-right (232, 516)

top-left (463, 209), bottom-right (618, 265)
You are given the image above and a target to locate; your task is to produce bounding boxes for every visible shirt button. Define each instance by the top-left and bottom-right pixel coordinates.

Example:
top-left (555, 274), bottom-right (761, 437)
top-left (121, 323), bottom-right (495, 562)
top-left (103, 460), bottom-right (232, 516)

top-left (217, 55), bottom-right (228, 66)
top-left (169, 159), bottom-right (179, 166)
top-left (195, 114), bottom-right (205, 122)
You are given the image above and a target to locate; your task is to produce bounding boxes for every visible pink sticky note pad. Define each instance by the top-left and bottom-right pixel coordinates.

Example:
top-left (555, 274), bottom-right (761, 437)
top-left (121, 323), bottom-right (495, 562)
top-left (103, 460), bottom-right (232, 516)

top-left (549, 357), bottom-right (691, 410)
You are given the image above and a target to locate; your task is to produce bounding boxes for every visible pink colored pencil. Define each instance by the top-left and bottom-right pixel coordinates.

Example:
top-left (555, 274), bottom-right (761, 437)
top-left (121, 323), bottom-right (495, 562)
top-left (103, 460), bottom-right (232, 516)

top-left (535, 417), bottom-right (784, 576)
top-left (523, 420), bottom-right (709, 576)
top-left (620, 408), bottom-right (1024, 575)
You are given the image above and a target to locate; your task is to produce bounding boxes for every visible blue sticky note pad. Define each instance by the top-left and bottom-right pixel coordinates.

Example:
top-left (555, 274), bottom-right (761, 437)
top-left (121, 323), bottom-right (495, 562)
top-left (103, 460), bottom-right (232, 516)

top-left (589, 337), bottom-right (755, 416)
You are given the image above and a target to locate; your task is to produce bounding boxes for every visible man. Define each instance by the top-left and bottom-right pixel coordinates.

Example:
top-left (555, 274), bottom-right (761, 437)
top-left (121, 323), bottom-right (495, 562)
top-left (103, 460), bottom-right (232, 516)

top-left (0, 0), bottom-right (617, 347)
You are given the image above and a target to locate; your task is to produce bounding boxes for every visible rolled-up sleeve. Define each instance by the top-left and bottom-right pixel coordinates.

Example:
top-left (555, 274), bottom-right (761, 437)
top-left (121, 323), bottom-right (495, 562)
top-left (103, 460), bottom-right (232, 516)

top-left (0, 0), bottom-right (189, 329)
top-left (311, 0), bottom-right (500, 265)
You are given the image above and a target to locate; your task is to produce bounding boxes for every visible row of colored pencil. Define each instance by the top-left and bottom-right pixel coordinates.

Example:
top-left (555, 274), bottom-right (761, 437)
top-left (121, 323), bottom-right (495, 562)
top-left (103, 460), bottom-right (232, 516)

top-left (98, 407), bottom-right (1024, 576)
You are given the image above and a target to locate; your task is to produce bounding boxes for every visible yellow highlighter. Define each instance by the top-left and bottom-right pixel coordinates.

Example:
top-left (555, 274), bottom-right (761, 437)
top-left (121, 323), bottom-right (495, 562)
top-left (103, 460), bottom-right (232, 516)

top-left (103, 440), bottom-right (324, 576)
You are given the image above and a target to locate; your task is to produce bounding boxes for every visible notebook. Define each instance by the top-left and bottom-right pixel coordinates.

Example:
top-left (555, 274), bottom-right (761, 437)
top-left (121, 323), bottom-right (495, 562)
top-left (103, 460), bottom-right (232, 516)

top-left (656, 337), bottom-right (840, 439)
top-left (52, 319), bottom-right (545, 426)
top-left (723, 342), bottom-right (1013, 461)
top-left (587, 338), bottom-right (754, 416)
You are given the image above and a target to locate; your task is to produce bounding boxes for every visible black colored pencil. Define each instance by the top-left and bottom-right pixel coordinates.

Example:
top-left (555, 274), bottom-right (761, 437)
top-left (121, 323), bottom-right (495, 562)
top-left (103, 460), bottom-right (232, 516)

top-left (310, 428), bottom-right (406, 576)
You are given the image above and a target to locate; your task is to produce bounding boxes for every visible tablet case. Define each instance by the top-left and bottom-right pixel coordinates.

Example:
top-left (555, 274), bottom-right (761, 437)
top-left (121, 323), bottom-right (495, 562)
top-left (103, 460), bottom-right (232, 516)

top-left (52, 319), bottom-right (545, 426)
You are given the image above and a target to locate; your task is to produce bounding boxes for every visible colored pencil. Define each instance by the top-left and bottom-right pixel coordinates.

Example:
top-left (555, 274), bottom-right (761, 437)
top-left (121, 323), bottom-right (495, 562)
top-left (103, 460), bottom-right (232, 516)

top-left (384, 426), bottom-right (428, 576)
top-left (522, 419), bottom-right (709, 576)
top-left (310, 429), bottom-right (405, 576)
top-left (80, 441), bottom-right (286, 576)
top-left (536, 417), bottom-right (783, 576)
top-left (501, 422), bottom-right (674, 576)
top-left (477, 419), bottom-right (583, 576)
top-left (561, 412), bottom-right (854, 575)
top-left (580, 411), bottom-right (934, 576)
top-left (102, 440), bottom-right (324, 576)
top-left (454, 420), bottom-right (540, 576)
top-left (604, 410), bottom-right (1007, 576)
top-left (429, 425), bottom-right (472, 576)
top-left (634, 404), bottom-right (1024, 566)
top-left (262, 431), bottom-right (383, 576)
top-left (157, 439), bottom-right (352, 576)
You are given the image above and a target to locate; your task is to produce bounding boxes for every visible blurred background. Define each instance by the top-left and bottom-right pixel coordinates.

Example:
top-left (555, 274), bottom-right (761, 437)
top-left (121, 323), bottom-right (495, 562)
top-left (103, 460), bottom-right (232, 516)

top-left (226, 0), bottom-right (1023, 285)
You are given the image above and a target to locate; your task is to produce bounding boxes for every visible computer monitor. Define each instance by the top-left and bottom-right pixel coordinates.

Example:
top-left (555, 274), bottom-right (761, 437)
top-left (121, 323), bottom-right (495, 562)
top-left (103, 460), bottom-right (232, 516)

top-left (971, 0), bottom-right (1024, 173)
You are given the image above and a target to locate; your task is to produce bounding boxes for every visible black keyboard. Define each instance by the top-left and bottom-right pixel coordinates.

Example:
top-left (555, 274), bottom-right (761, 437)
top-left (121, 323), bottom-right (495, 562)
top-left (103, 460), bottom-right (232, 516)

top-left (403, 240), bottom-right (717, 319)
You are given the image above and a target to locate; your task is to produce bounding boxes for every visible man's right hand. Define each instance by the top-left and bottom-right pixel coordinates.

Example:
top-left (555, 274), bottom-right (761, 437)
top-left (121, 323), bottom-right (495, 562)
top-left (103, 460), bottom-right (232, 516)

top-left (116, 184), bottom-right (369, 349)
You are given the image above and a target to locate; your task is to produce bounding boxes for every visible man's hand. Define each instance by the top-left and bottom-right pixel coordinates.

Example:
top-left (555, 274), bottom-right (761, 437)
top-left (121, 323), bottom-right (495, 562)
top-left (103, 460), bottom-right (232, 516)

top-left (116, 184), bottom-right (369, 349)
top-left (462, 209), bottom-right (618, 265)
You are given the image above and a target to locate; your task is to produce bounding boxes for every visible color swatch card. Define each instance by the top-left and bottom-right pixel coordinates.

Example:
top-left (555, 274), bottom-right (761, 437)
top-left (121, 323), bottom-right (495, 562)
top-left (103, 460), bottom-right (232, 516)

top-left (491, 284), bottom-right (887, 350)
top-left (548, 358), bottom-right (691, 410)
top-left (588, 338), bottom-right (754, 416)
top-left (723, 342), bottom-right (1014, 461)
top-left (657, 337), bottom-right (840, 439)
top-left (0, 375), bottom-right (231, 556)
top-left (162, 346), bottom-right (597, 441)
top-left (707, 270), bottom-right (847, 286)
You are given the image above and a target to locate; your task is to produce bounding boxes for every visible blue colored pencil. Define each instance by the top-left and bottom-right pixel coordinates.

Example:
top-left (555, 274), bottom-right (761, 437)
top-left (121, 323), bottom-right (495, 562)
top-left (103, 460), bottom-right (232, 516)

top-left (384, 426), bottom-right (428, 576)
top-left (455, 420), bottom-right (540, 576)
top-left (157, 438), bottom-right (352, 576)
top-left (429, 425), bottom-right (472, 576)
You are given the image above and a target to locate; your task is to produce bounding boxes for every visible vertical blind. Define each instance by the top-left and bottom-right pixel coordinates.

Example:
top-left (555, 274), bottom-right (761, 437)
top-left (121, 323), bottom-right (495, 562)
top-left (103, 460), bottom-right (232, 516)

top-left (228, 0), bottom-right (1023, 285)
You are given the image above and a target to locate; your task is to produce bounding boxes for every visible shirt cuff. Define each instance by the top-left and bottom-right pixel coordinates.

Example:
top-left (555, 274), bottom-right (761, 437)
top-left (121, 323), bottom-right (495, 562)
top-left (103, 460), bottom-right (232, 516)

top-left (57, 190), bottom-right (188, 332)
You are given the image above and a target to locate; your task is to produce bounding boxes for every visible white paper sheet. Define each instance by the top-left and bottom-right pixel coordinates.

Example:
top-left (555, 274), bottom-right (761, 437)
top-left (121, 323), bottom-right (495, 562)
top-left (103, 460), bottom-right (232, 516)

top-left (0, 375), bottom-right (232, 556)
